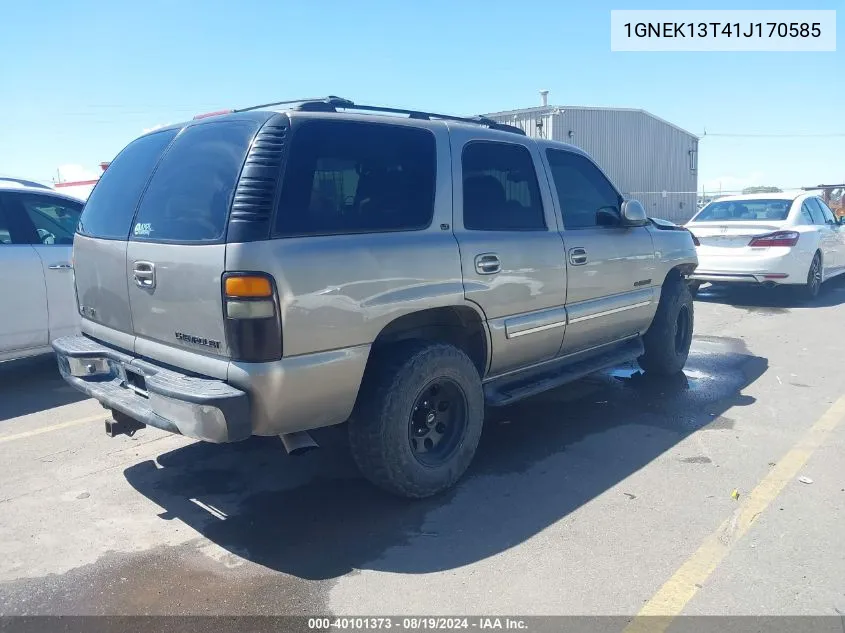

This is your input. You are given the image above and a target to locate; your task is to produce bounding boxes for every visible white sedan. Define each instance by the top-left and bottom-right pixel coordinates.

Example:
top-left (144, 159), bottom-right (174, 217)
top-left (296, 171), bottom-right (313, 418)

top-left (0, 179), bottom-right (83, 362)
top-left (685, 191), bottom-right (845, 299)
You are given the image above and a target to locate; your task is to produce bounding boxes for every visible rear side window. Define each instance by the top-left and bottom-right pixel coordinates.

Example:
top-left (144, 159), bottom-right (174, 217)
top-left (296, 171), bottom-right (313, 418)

top-left (274, 120), bottom-right (436, 237)
top-left (78, 129), bottom-right (178, 239)
top-left (0, 203), bottom-right (12, 244)
top-left (462, 142), bottom-right (545, 231)
top-left (810, 197), bottom-right (837, 224)
top-left (132, 120), bottom-right (259, 242)
top-left (799, 199), bottom-right (822, 224)
top-left (798, 203), bottom-right (815, 225)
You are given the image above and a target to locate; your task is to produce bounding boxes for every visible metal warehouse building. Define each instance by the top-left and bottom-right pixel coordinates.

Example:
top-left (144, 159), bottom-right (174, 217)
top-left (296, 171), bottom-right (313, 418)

top-left (485, 96), bottom-right (699, 224)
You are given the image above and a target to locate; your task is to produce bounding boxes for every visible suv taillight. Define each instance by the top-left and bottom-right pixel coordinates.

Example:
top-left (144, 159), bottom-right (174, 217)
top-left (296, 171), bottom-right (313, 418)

top-left (748, 231), bottom-right (800, 247)
top-left (222, 272), bottom-right (282, 362)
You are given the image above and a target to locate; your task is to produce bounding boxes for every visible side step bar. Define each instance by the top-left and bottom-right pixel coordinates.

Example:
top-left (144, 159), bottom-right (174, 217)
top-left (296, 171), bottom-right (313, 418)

top-left (484, 337), bottom-right (645, 407)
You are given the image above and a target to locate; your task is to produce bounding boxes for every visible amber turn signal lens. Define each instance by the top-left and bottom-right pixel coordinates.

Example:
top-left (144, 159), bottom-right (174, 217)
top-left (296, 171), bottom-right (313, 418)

top-left (225, 276), bottom-right (272, 298)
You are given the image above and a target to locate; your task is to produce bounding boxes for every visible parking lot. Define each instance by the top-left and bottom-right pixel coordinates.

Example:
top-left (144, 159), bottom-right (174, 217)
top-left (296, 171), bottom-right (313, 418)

top-left (1, 280), bottom-right (844, 618)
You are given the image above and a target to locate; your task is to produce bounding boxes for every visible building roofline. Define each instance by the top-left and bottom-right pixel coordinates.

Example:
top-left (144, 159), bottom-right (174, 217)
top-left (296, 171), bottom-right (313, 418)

top-left (484, 105), bottom-right (699, 140)
top-left (55, 179), bottom-right (99, 188)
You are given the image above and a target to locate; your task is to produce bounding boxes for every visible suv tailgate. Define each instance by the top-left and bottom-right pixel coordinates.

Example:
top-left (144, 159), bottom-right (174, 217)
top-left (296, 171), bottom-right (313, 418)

top-left (125, 119), bottom-right (262, 366)
top-left (74, 128), bottom-right (179, 350)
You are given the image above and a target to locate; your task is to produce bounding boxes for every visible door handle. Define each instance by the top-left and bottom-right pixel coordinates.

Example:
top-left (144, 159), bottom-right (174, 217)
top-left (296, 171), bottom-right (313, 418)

top-left (133, 261), bottom-right (156, 289)
top-left (48, 263), bottom-right (73, 270)
top-left (568, 247), bottom-right (588, 266)
top-left (474, 253), bottom-right (501, 275)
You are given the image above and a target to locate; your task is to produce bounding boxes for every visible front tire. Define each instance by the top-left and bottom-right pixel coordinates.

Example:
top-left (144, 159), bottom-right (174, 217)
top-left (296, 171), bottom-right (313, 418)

top-left (348, 342), bottom-right (484, 499)
top-left (638, 277), bottom-right (694, 376)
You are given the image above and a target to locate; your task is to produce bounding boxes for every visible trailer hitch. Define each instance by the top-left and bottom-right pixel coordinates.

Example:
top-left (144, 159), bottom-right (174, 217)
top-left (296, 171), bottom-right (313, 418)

top-left (104, 411), bottom-right (146, 438)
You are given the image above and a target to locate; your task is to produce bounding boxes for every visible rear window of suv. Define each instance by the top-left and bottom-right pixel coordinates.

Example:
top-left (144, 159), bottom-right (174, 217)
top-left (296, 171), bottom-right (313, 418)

top-left (273, 120), bottom-right (436, 237)
top-left (77, 129), bottom-right (178, 240)
top-left (131, 120), bottom-right (260, 242)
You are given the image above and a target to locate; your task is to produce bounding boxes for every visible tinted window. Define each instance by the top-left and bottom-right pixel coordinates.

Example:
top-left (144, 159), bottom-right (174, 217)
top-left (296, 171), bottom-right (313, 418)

top-left (545, 149), bottom-right (621, 229)
top-left (693, 198), bottom-right (792, 222)
top-left (462, 142), bottom-right (545, 231)
top-left (802, 199), bottom-right (824, 224)
top-left (19, 194), bottom-right (82, 245)
top-left (78, 129), bottom-right (178, 239)
top-left (810, 197), bottom-right (836, 224)
top-left (0, 203), bottom-right (11, 244)
top-left (798, 203), bottom-right (815, 225)
top-left (274, 121), bottom-right (436, 237)
top-left (132, 121), bottom-right (259, 242)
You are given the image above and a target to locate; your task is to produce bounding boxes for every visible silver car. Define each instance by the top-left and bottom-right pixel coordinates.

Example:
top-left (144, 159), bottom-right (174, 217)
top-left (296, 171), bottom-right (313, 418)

top-left (53, 97), bottom-right (698, 498)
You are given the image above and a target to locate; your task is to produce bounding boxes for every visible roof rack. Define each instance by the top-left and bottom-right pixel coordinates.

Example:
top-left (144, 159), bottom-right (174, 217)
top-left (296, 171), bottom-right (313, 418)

top-left (0, 177), bottom-right (53, 190)
top-left (236, 96), bottom-right (526, 135)
top-left (234, 96), bottom-right (354, 113)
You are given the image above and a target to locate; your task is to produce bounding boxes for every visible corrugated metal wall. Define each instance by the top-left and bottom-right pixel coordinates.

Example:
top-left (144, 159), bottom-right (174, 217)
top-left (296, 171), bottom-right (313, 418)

top-left (487, 107), bottom-right (698, 224)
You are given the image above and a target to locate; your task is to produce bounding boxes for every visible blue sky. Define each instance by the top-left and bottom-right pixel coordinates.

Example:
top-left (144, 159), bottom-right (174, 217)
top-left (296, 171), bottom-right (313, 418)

top-left (0, 0), bottom-right (842, 194)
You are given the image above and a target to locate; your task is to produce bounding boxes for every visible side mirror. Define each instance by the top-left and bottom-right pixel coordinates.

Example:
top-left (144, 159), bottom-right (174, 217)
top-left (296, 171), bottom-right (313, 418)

top-left (621, 199), bottom-right (648, 227)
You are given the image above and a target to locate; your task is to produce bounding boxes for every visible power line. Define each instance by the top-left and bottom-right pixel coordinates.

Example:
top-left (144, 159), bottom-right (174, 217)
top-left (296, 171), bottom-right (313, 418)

top-left (701, 132), bottom-right (845, 138)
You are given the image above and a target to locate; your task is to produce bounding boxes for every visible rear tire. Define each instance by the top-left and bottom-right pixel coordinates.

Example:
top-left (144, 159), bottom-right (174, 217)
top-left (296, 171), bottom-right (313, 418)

top-left (797, 252), bottom-right (822, 301)
top-left (348, 341), bottom-right (484, 499)
top-left (638, 277), bottom-right (694, 376)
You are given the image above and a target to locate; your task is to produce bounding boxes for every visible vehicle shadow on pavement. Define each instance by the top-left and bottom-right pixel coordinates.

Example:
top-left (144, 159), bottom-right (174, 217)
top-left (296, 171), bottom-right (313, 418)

top-left (123, 335), bottom-right (767, 581)
top-left (0, 355), bottom-right (87, 423)
top-left (695, 273), bottom-right (845, 312)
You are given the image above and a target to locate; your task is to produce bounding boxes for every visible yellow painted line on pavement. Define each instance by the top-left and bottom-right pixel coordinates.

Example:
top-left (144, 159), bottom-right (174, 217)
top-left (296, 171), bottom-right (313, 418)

top-left (0, 413), bottom-right (105, 445)
top-left (624, 394), bottom-right (845, 633)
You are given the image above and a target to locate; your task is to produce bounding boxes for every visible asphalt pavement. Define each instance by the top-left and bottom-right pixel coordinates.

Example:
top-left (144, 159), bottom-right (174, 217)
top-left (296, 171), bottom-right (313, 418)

top-left (1, 279), bottom-right (844, 621)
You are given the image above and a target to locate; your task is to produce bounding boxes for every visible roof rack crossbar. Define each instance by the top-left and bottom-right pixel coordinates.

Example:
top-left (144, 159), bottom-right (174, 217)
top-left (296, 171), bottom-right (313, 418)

top-left (0, 177), bottom-right (53, 190)
top-left (235, 95), bottom-right (354, 114)
top-left (235, 96), bottom-right (525, 135)
top-left (320, 103), bottom-right (526, 135)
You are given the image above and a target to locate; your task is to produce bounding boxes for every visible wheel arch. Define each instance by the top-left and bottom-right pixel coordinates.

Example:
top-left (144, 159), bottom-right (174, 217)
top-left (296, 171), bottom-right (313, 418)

top-left (662, 263), bottom-right (697, 287)
top-left (368, 305), bottom-right (489, 376)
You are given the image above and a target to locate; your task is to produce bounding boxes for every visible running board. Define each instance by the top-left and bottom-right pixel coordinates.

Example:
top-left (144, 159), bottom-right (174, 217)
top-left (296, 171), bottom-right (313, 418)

top-left (483, 337), bottom-right (644, 407)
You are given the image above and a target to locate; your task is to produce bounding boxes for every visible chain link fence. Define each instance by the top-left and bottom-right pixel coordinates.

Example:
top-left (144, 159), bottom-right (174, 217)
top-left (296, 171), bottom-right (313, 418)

top-left (623, 191), bottom-right (698, 225)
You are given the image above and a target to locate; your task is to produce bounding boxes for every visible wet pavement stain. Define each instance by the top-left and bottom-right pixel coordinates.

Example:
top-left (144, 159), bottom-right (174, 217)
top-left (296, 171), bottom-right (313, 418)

top-left (0, 335), bottom-right (769, 614)
top-left (0, 541), bottom-right (329, 617)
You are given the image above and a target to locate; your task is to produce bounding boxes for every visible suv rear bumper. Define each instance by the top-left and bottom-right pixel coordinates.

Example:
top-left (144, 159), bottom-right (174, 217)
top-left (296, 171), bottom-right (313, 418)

top-left (52, 335), bottom-right (250, 443)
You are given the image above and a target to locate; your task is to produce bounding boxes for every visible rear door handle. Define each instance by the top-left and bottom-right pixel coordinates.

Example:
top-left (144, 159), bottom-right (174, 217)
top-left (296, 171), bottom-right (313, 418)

top-left (568, 247), bottom-right (588, 266)
top-left (48, 263), bottom-right (73, 270)
top-left (474, 253), bottom-right (501, 275)
top-left (133, 261), bottom-right (156, 289)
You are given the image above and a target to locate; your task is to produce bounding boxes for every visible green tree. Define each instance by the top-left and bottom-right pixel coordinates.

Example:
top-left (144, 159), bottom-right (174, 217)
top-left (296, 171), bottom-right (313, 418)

top-left (742, 186), bottom-right (782, 194)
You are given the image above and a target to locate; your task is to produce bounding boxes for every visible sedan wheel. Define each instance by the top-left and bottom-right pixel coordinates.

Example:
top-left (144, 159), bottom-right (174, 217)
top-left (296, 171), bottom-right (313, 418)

top-left (802, 253), bottom-right (822, 300)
